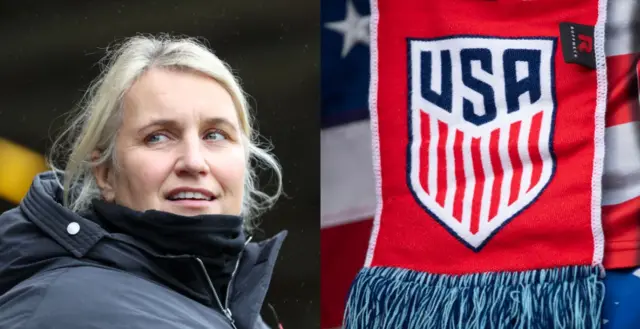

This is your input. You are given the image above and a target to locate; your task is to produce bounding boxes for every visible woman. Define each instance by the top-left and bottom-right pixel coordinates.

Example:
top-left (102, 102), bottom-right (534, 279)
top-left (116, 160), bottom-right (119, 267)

top-left (0, 35), bottom-right (286, 329)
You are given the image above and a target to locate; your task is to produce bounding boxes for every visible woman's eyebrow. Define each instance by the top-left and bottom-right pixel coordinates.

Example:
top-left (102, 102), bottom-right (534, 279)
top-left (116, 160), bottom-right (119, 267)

top-left (136, 119), bottom-right (182, 134)
top-left (203, 117), bottom-right (239, 134)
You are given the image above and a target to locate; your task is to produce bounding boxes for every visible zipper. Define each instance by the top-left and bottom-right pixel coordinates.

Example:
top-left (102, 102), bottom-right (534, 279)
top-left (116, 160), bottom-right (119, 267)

top-left (194, 236), bottom-right (252, 329)
top-left (225, 236), bottom-right (253, 313)
top-left (195, 257), bottom-right (238, 329)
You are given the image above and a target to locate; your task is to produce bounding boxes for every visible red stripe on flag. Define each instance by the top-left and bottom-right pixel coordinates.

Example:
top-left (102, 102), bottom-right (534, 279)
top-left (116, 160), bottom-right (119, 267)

top-left (508, 121), bottom-right (523, 205)
top-left (602, 196), bottom-right (640, 269)
top-left (606, 54), bottom-right (639, 127)
top-left (488, 128), bottom-right (503, 221)
top-left (527, 111), bottom-right (544, 192)
top-left (420, 111), bottom-right (431, 194)
top-left (470, 137), bottom-right (484, 234)
top-left (436, 120), bottom-right (449, 207)
top-left (320, 218), bottom-right (373, 329)
top-left (453, 130), bottom-right (466, 222)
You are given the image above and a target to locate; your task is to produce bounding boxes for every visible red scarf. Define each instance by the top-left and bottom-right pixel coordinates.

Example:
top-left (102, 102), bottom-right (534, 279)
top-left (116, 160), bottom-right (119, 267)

top-left (344, 0), bottom-right (608, 327)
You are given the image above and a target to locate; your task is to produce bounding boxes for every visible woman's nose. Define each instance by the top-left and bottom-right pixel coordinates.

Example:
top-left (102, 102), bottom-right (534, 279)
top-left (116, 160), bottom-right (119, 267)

top-left (176, 137), bottom-right (209, 176)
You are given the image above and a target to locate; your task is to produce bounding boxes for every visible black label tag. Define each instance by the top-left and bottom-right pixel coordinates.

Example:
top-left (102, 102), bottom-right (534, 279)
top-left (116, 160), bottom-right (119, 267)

top-left (559, 22), bottom-right (595, 69)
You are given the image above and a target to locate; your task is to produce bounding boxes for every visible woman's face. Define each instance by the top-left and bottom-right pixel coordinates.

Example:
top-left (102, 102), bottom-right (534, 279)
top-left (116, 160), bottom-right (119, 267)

top-left (94, 67), bottom-right (246, 217)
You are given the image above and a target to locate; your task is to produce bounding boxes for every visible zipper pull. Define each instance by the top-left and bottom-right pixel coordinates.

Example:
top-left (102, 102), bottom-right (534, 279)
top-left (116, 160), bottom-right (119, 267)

top-left (223, 308), bottom-right (237, 329)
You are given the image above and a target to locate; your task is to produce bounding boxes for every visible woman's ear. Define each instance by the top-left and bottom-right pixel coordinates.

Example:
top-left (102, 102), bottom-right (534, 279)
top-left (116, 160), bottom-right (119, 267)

top-left (91, 150), bottom-right (115, 202)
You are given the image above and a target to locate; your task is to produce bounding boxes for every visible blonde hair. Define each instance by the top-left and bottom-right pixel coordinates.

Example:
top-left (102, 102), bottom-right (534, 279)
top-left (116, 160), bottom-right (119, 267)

top-left (48, 34), bottom-right (282, 230)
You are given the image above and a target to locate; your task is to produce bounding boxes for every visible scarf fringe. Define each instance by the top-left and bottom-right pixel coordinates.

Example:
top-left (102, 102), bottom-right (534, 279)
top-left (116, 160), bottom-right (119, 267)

top-left (343, 265), bottom-right (605, 329)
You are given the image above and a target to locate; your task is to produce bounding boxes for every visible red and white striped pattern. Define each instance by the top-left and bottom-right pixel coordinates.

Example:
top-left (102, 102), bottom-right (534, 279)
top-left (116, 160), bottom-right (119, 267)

top-left (413, 110), bottom-right (550, 241)
top-left (600, 0), bottom-right (640, 267)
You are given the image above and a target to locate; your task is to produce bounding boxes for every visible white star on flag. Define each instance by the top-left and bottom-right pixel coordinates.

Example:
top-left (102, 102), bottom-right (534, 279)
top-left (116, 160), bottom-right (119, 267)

top-left (324, 0), bottom-right (370, 57)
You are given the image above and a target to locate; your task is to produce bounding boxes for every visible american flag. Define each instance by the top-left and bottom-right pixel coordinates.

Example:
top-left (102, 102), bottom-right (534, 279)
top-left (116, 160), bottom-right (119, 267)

top-left (320, 0), bottom-right (373, 328)
top-left (320, 0), bottom-right (640, 327)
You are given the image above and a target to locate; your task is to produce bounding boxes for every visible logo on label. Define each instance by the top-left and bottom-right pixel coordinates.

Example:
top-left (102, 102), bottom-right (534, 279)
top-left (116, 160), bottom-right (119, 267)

top-left (407, 36), bottom-right (557, 250)
top-left (578, 34), bottom-right (593, 53)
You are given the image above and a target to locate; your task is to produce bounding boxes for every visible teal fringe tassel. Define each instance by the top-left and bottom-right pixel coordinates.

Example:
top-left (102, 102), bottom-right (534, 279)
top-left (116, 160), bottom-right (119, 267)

top-left (343, 265), bottom-right (605, 329)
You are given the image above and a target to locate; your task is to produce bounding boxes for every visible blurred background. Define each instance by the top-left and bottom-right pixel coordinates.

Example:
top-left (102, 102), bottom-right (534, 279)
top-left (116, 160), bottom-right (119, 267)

top-left (0, 1), bottom-right (319, 328)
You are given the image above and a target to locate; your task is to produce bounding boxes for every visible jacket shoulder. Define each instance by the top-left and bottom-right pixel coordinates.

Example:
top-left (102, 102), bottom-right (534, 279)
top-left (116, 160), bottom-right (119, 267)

top-left (0, 205), bottom-right (70, 297)
top-left (0, 267), bottom-right (69, 329)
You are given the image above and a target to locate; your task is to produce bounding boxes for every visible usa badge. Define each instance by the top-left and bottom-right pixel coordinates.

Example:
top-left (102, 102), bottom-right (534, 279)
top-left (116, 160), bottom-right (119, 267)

top-left (407, 36), bottom-right (557, 250)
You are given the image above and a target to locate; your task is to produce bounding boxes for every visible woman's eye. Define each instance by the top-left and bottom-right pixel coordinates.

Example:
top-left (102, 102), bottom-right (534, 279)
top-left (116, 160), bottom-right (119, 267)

top-left (146, 133), bottom-right (169, 144)
top-left (205, 131), bottom-right (227, 141)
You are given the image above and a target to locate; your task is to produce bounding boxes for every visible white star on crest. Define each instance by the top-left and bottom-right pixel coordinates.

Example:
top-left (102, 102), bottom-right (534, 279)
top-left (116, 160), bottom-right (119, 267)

top-left (324, 0), bottom-right (370, 58)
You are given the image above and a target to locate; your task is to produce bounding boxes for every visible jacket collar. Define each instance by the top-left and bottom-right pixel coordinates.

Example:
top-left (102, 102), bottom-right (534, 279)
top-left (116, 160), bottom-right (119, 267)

top-left (20, 171), bottom-right (106, 258)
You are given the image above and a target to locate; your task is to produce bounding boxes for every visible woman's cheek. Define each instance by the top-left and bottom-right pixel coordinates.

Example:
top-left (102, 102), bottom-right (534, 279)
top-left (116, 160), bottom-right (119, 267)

top-left (122, 150), bottom-right (169, 190)
top-left (211, 148), bottom-right (247, 188)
